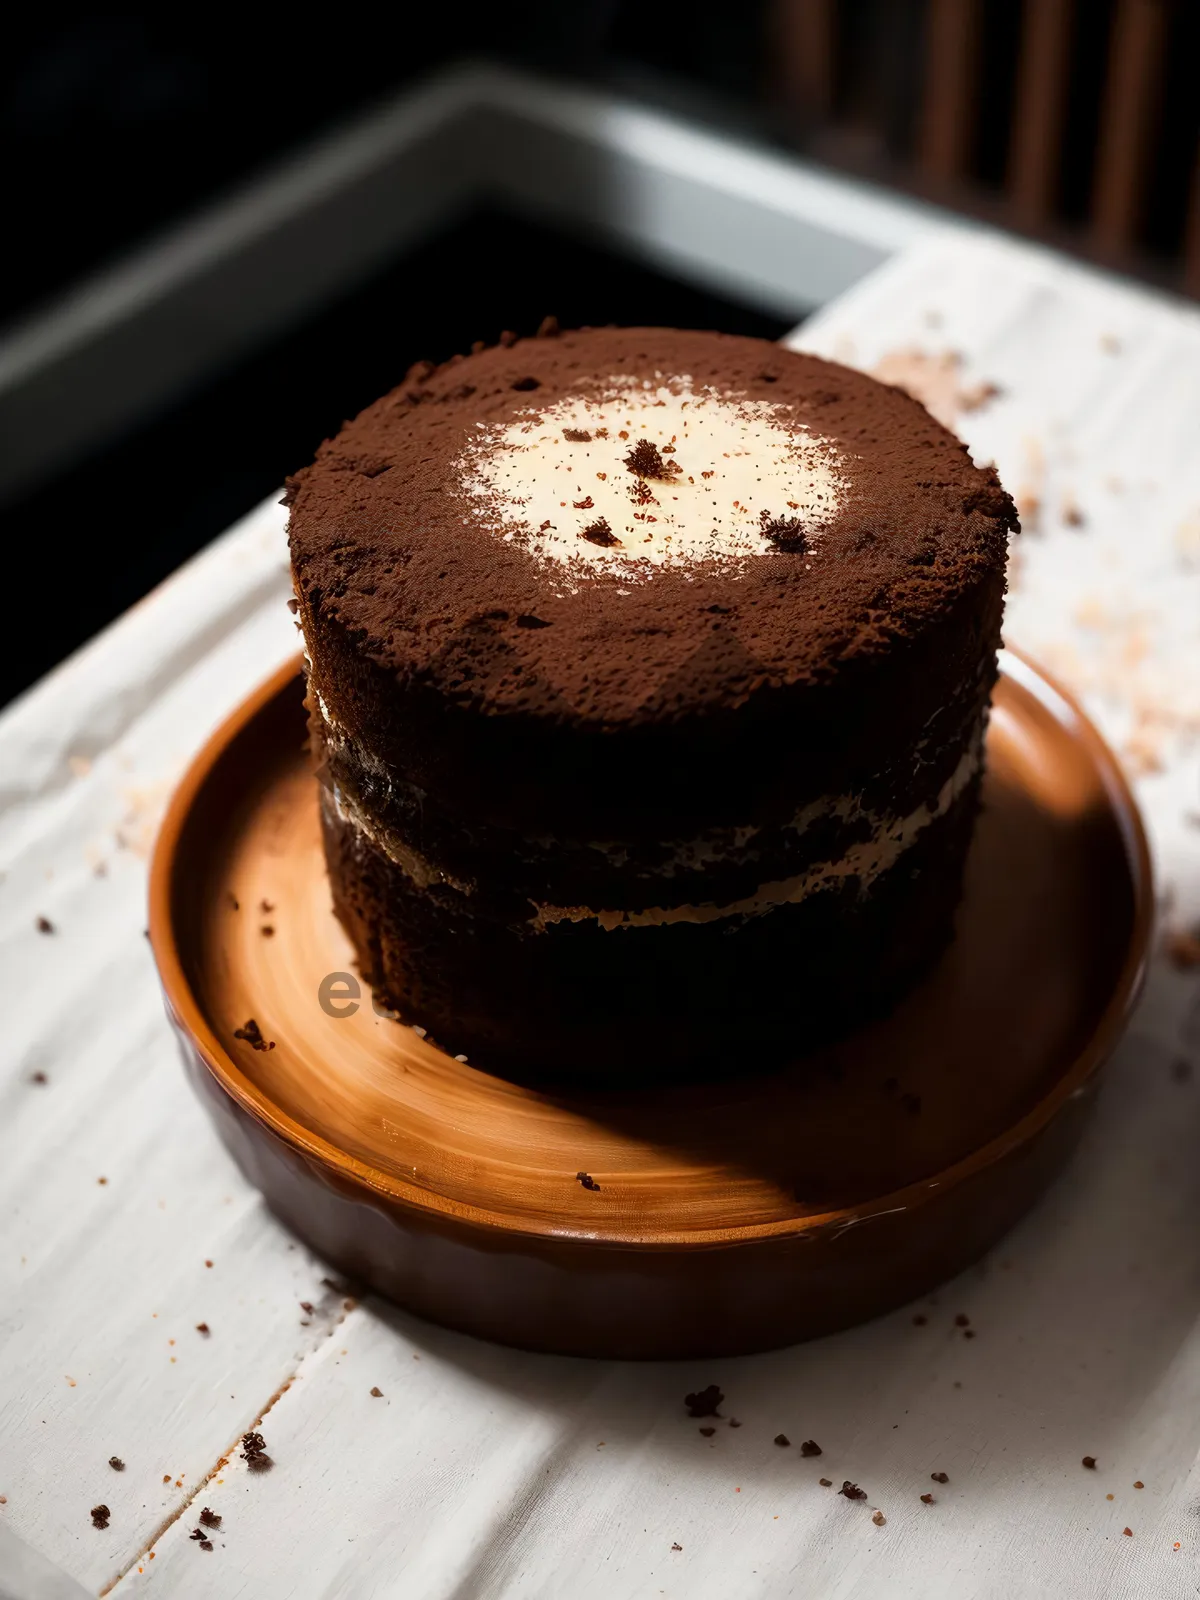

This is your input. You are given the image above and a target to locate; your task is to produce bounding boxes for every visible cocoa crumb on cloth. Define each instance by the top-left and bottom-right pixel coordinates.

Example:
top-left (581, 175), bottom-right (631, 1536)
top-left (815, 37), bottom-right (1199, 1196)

top-left (241, 1432), bottom-right (272, 1472)
top-left (370, 1387), bottom-right (383, 1398)
top-left (819, 1478), bottom-right (833, 1487)
top-left (684, 1385), bottom-right (723, 1418)
top-left (35, 916), bottom-right (54, 934)
top-left (841, 1482), bottom-right (867, 1500)
top-left (699, 1427), bottom-right (716, 1437)
top-left (921, 1493), bottom-right (934, 1504)
top-left (800, 1440), bottom-right (822, 1457)
top-left (931, 1471), bottom-right (949, 1483)
top-left (91, 1505), bottom-right (110, 1529)
top-left (199, 1508), bottom-right (221, 1527)
top-left (774, 1435), bottom-right (791, 1448)
top-left (1082, 1457), bottom-right (1097, 1470)
top-left (108, 1457), bottom-right (124, 1472)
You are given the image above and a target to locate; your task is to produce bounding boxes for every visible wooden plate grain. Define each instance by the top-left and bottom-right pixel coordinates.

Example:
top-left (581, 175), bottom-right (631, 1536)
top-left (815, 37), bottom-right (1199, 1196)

top-left (149, 649), bottom-right (1152, 1358)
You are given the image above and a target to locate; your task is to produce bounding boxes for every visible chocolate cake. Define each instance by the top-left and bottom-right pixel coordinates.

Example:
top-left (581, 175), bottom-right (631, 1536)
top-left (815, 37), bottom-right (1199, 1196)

top-left (287, 326), bottom-right (1017, 1078)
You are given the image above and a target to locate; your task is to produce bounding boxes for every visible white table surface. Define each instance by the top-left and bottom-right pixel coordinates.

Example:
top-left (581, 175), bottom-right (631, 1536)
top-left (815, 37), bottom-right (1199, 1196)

top-left (2, 233), bottom-right (1199, 1600)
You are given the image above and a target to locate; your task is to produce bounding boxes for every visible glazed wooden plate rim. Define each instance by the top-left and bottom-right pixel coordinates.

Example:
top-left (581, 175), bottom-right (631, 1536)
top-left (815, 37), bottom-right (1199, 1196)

top-left (149, 646), bottom-right (1153, 1248)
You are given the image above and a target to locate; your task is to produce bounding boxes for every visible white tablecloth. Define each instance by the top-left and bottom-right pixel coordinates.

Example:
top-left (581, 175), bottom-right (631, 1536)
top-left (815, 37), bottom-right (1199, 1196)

top-left (2, 234), bottom-right (1199, 1600)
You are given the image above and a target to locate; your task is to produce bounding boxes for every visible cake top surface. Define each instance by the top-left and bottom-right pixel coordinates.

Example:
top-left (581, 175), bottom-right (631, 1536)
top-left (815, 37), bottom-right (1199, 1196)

top-left (287, 326), bottom-right (1016, 722)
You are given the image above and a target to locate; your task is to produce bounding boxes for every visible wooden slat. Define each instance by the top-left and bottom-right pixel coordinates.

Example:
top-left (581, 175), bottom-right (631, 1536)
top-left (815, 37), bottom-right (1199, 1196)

top-left (1008, 0), bottom-right (1075, 225)
top-left (770, 0), bottom-right (837, 123)
top-left (1091, 0), bottom-right (1168, 251)
top-left (918, 0), bottom-right (983, 182)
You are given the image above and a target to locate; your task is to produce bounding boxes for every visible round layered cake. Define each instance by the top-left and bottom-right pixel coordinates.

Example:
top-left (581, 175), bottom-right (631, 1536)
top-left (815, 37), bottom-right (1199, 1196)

top-left (286, 325), bottom-right (1017, 1079)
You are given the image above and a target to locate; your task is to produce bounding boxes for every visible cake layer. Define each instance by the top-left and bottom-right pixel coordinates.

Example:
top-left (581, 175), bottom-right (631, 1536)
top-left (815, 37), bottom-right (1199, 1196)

top-left (312, 692), bottom-right (989, 916)
top-left (319, 773), bottom-right (984, 1078)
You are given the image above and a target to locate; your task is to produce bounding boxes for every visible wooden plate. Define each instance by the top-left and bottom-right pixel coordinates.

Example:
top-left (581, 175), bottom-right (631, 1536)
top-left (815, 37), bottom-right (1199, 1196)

top-left (149, 649), bottom-right (1151, 1358)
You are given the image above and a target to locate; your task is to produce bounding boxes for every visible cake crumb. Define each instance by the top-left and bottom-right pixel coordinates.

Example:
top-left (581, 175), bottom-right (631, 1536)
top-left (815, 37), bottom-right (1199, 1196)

top-left (199, 1508), bottom-right (221, 1528)
top-left (921, 1493), bottom-right (934, 1504)
top-left (189, 1529), bottom-right (213, 1550)
top-left (576, 1171), bottom-right (601, 1191)
top-left (1082, 1456), bottom-right (1097, 1470)
top-left (91, 1505), bottom-right (110, 1529)
top-left (671, 1542), bottom-right (682, 1551)
top-left (195, 1323), bottom-right (209, 1336)
top-left (684, 1385), bottom-right (723, 1418)
top-left (30, 1071), bottom-right (48, 1084)
top-left (35, 916), bottom-right (54, 935)
top-left (800, 1440), bottom-right (822, 1457)
top-left (1134, 1481), bottom-right (1144, 1489)
top-left (241, 1431), bottom-right (271, 1471)
top-left (108, 1457), bottom-right (124, 1472)
top-left (233, 1019), bottom-right (275, 1052)
top-left (370, 1387), bottom-right (383, 1397)
top-left (841, 1482), bottom-right (867, 1500)
top-left (931, 1472), bottom-right (949, 1483)
top-left (1123, 1527), bottom-right (1133, 1537)
top-left (699, 1426), bottom-right (716, 1437)
top-left (728, 1418), bottom-right (741, 1428)
top-left (774, 1434), bottom-right (790, 1448)
top-left (819, 1478), bottom-right (832, 1487)
top-left (872, 1510), bottom-right (886, 1526)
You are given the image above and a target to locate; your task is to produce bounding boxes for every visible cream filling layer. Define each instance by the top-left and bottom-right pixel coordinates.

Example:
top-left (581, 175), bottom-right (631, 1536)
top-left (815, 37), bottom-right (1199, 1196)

top-left (528, 740), bottom-right (982, 931)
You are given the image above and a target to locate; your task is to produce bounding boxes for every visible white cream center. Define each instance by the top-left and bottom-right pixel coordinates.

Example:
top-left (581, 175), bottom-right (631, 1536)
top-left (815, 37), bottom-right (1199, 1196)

top-left (456, 377), bottom-right (846, 584)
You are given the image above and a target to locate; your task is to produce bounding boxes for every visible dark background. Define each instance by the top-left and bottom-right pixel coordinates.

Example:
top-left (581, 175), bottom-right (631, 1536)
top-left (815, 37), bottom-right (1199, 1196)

top-left (3, 3), bottom-right (1197, 704)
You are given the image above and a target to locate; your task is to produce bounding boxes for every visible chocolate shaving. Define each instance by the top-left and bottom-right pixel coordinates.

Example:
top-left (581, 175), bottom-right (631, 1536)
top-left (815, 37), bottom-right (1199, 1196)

top-left (840, 1482), bottom-right (867, 1500)
top-left (580, 518), bottom-right (620, 548)
top-left (623, 439), bottom-right (678, 480)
